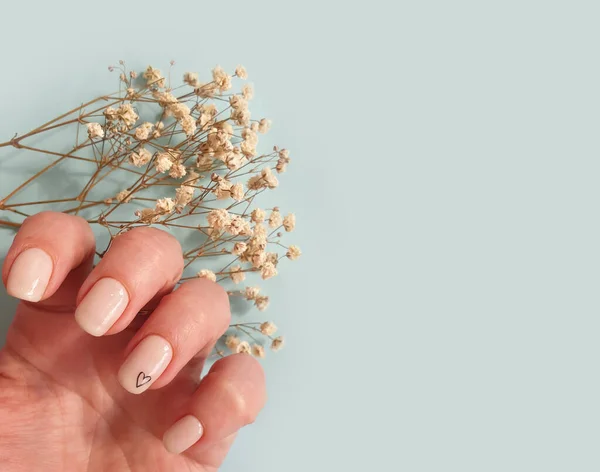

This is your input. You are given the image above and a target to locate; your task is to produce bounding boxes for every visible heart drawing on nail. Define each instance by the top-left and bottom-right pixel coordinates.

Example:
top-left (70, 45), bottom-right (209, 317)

top-left (136, 371), bottom-right (152, 388)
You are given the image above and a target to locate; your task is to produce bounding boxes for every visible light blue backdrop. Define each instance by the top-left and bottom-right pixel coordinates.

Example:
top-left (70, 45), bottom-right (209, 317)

top-left (1, 0), bottom-right (599, 470)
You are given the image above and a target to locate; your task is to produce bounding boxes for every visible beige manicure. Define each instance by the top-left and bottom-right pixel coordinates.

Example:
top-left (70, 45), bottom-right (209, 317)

top-left (163, 415), bottom-right (204, 454)
top-left (118, 335), bottom-right (173, 394)
top-left (6, 248), bottom-right (53, 302)
top-left (74, 278), bottom-right (129, 336)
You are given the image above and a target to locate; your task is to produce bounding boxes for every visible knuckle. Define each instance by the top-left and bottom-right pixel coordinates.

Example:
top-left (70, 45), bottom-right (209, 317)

top-left (124, 226), bottom-right (181, 251)
top-left (181, 279), bottom-right (231, 330)
top-left (118, 227), bottom-right (183, 271)
top-left (19, 212), bottom-right (94, 246)
top-left (213, 375), bottom-right (255, 426)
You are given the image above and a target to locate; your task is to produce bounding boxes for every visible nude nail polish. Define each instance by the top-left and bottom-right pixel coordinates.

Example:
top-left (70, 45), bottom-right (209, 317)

top-left (163, 415), bottom-right (204, 454)
top-left (74, 278), bottom-right (129, 336)
top-left (6, 248), bottom-right (53, 302)
top-left (118, 335), bottom-right (173, 394)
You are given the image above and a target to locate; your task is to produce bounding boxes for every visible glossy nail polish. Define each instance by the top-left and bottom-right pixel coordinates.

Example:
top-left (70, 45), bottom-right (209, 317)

top-left (6, 248), bottom-right (53, 302)
top-left (163, 415), bottom-right (204, 454)
top-left (74, 278), bottom-right (129, 336)
top-left (118, 335), bottom-right (172, 394)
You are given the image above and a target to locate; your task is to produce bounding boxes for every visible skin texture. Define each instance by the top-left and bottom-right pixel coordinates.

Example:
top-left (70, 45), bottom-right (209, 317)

top-left (0, 212), bottom-right (266, 472)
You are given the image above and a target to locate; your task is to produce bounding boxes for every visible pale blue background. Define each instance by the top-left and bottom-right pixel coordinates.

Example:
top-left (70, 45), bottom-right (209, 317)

top-left (1, 0), bottom-right (599, 470)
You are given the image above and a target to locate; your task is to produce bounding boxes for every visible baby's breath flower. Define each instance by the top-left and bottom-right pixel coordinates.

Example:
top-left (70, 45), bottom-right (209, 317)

top-left (269, 209), bottom-right (282, 229)
top-left (251, 208), bottom-right (266, 223)
top-left (129, 148), bottom-right (152, 167)
top-left (143, 66), bottom-right (165, 87)
top-left (236, 341), bottom-right (251, 354)
top-left (271, 336), bottom-right (284, 352)
top-left (212, 65), bottom-right (232, 92)
top-left (135, 208), bottom-right (159, 224)
top-left (225, 215), bottom-right (250, 236)
top-left (230, 266), bottom-right (245, 284)
top-left (197, 269), bottom-right (217, 282)
top-left (260, 322), bottom-right (277, 336)
top-left (254, 295), bottom-right (270, 311)
top-left (258, 118), bottom-right (272, 134)
top-left (169, 163), bottom-right (187, 179)
top-left (207, 209), bottom-right (230, 231)
top-left (134, 122), bottom-right (153, 141)
top-left (287, 245), bottom-right (302, 260)
top-left (155, 153), bottom-right (173, 173)
top-left (230, 183), bottom-right (244, 201)
top-left (245, 286), bottom-right (260, 300)
top-left (235, 65), bottom-right (248, 79)
top-left (252, 344), bottom-right (265, 358)
top-left (116, 189), bottom-right (133, 203)
top-left (155, 197), bottom-right (175, 214)
top-left (86, 122), bottom-right (104, 139)
top-left (261, 262), bottom-right (278, 280)
top-left (265, 252), bottom-right (279, 265)
top-left (183, 72), bottom-right (200, 87)
top-left (283, 213), bottom-right (296, 232)
top-left (233, 242), bottom-right (247, 256)
top-left (180, 115), bottom-right (197, 137)
top-left (242, 84), bottom-right (254, 100)
top-left (175, 185), bottom-right (194, 208)
top-left (248, 167), bottom-right (279, 190)
top-left (225, 335), bottom-right (240, 352)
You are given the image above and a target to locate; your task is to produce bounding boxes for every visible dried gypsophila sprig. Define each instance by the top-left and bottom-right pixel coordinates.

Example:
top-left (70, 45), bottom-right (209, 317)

top-left (0, 60), bottom-right (301, 359)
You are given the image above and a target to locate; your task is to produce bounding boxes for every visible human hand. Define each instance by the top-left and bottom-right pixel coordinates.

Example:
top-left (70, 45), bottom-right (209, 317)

top-left (0, 212), bottom-right (266, 471)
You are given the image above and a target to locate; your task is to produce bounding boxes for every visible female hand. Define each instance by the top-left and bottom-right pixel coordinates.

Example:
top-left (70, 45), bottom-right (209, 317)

top-left (0, 212), bottom-right (266, 471)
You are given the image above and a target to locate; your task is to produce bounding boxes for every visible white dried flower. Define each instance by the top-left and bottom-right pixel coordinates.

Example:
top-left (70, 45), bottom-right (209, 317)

top-left (230, 266), bottom-right (245, 284)
top-left (271, 336), bottom-right (284, 352)
top-left (261, 262), bottom-right (278, 280)
top-left (248, 167), bottom-right (279, 190)
top-left (180, 114), bottom-right (197, 137)
top-left (258, 118), bottom-right (272, 134)
top-left (175, 185), bottom-right (194, 208)
top-left (230, 183), bottom-right (244, 201)
top-left (86, 122), bottom-right (104, 139)
top-left (212, 65), bottom-right (232, 92)
top-left (207, 209), bottom-right (230, 231)
top-left (283, 213), bottom-right (296, 232)
top-left (252, 344), bottom-right (265, 358)
top-left (225, 215), bottom-right (250, 236)
top-left (225, 335), bottom-right (240, 352)
top-left (155, 197), bottom-right (175, 214)
top-left (235, 65), bottom-right (248, 79)
top-left (269, 209), bottom-right (282, 229)
top-left (232, 242), bottom-right (247, 256)
top-left (116, 189), bottom-right (132, 203)
top-left (134, 122), bottom-right (153, 141)
top-left (260, 322), bottom-right (277, 336)
top-left (251, 208), bottom-right (266, 223)
top-left (236, 341), bottom-right (252, 354)
top-left (254, 295), bottom-right (270, 312)
top-left (169, 163), bottom-right (187, 179)
top-left (245, 286), bottom-right (260, 300)
top-left (183, 72), bottom-right (200, 87)
top-left (129, 148), bottom-right (152, 167)
top-left (287, 245), bottom-right (302, 260)
top-left (143, 66), bottom-right (165, 87)
top-left (242, 84), bottom-right (254, 100)
top-left (197, 269), bottom-right (217, 282)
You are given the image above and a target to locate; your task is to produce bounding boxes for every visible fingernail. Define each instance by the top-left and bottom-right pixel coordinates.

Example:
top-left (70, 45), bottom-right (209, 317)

top-left (75, 278), bottom-right (129, 336)
top-left (6, 248), bottom-right (53, 302)
top-left (163, 415), bottom-right (204, 454)
top-left (118, 335), bottom-right (172, 394)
